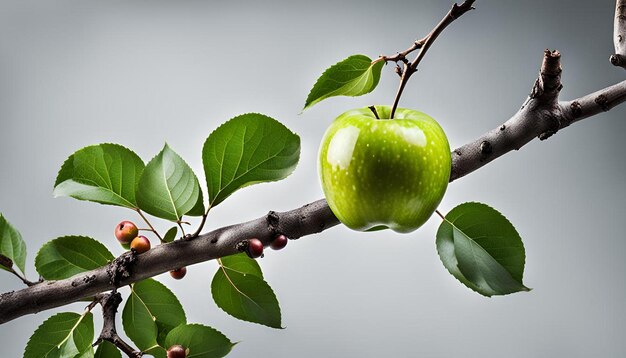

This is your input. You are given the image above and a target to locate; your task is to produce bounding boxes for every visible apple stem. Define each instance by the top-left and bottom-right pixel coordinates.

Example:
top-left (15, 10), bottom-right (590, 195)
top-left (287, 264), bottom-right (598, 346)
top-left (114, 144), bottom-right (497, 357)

top-left (368, 105), bottom-right (381, 119)
top-left (385, 0), bottom-right (475, 119)
top-left (435, 209), bottom-right (446, 220)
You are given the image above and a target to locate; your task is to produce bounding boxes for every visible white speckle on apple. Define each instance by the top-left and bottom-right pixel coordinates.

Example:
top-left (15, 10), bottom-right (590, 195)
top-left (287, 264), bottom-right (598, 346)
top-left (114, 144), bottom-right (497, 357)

top-left (395, 126), bottom-right (426, 147)
top-left (327, 125), bottom-right (360, 170)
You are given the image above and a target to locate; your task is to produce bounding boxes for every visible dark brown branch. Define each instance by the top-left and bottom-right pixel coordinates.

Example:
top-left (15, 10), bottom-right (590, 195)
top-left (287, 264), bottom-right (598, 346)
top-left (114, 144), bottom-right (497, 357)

top-left (389, 0), bottom-right (475, 118)
top-left (0, 200), bottom-right (337, 324)
top-left (93, 292), bottom-right (143, 358)
top-left (1, 1), bottom-right (626, 327)
top-left (611, 0), bottom-right (626, 68)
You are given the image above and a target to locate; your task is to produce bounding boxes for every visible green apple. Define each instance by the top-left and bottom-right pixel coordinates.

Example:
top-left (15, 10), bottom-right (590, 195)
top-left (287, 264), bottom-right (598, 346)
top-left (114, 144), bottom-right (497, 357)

top-left (318, 105), bottom-right (451, 233)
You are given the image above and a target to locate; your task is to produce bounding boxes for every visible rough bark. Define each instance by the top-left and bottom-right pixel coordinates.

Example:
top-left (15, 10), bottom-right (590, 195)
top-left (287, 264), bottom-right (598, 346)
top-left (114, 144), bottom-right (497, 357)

top-left (611, 0), bottom-right (626, 68)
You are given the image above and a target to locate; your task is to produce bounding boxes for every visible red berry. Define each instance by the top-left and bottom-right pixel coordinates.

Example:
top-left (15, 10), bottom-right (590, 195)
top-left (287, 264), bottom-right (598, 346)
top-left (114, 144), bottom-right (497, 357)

top-left (167, 345), bottom-right (187, 358)
top-left (115, 221), bottom-right (138, 244)
top-left (170, 267), bottom-right (187, 280)
top-left (247, 238), bottom-right (264, 258)
top-left (130, 236), bottom-right (151, 254)
top-left (270, 234), bottom-right (288, 250)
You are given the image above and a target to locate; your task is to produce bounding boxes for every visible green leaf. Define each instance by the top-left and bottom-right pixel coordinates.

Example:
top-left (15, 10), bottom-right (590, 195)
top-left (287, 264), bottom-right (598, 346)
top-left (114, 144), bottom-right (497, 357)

top-left (122, 279), bottom-right (186, 355)
top-left (165, 324), bottom-right (234, 358)
top-left (95, 342), bottom-right (121, 358)
top-left (24, 312), bottom-right (94, 358)
top-left (136, 144), bottom-right (204, 221)
top-left (53, 143), bottom-right (145, 208)
top-left (211, 256), bottom-right (281, 328)
top-left (35, 236), bottom-right (115, 280)
top-left (76, 346), bottom-right (95, 358)
top-left (163, 226), bottom-right (178, 243)
top-left (0, 213), bottom-right (26, 274)
top-left (220, 253), bottom-right (263, 278)
top-left (202, 113), bottom-right (300, 207)
top-left (436, 202), bottom-right (530, 297)
top-left (303, 54), bottom-right (384, 110)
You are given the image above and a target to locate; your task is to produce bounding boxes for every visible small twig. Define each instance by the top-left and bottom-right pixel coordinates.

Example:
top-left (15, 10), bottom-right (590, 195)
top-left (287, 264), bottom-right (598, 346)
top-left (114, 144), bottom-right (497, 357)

top-left (93, 292), bottom-right (143, 358)
top-left (135, 209), bottom-right (163, 242)
top-left (190, 205), bottom-right (211, 239)
top-left (389, 0), bottom-right (475, 118)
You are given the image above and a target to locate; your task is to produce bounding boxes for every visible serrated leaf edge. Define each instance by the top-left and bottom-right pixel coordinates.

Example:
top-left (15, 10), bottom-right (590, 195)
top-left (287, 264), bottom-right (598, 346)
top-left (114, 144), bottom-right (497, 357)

top-left (34, 235), bottom-right (115, 280)
top-left (53, 142), bottom-right (144, 209)
top-left (213, 261), bottom-right (283, 329)
top-left (437, 202), bottom-right (531, 297)
top-left (203, 113), bottom-right (300, 207)
top-left (138, 143), bottom-right (203, 221)
top-left (302, 54), bottom-right (381, 111)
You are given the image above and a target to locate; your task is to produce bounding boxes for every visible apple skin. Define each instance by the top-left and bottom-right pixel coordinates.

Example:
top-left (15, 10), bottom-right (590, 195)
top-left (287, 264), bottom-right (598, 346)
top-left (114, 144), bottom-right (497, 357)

top-left (318, 105), bottom-right (451, 233)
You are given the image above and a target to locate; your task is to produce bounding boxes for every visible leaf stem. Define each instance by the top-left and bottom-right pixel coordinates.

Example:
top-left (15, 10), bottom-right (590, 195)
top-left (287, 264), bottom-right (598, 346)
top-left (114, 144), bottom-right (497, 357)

top-left (177, 221), bottom-right (186, 237)
top-left (135, 209), bottom-right (164, 242)
top-left (8, 268), bottom-right (37, 287)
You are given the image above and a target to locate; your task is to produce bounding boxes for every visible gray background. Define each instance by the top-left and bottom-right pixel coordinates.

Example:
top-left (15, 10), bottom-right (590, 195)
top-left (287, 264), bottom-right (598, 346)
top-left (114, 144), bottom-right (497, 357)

top-left (1, 0), bottom-right (625, 357)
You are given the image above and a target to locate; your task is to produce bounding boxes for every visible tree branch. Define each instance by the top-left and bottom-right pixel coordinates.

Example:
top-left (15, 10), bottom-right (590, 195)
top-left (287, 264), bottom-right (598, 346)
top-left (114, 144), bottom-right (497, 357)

top-left (93, 292), bottom-right (143, 358)
top-left (0, 1), bottom-right (625, 326)
top-left (451, 50), bottom-right (626, 181)
top-left (611, 0), bottom-right (626, 68)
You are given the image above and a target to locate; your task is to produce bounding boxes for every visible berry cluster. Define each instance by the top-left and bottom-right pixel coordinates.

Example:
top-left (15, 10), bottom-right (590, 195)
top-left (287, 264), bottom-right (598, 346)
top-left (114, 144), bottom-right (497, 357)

top-left (245, 234), bottom-right (289, 258)
top-left (114, 221), bottom-right (186, 280)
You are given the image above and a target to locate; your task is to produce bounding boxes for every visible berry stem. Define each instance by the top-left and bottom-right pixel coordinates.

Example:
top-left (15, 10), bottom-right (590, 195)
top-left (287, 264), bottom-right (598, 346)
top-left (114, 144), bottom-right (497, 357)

top-left (135, 209), bottom-right (164, 243)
